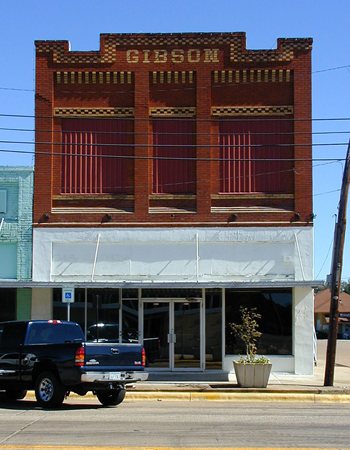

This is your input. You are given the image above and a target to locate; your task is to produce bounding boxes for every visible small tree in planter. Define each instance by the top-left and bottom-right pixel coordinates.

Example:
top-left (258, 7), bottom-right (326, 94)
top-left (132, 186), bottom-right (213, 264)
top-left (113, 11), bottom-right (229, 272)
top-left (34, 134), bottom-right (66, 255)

top-left (229, 307), bottom-right (271, 387)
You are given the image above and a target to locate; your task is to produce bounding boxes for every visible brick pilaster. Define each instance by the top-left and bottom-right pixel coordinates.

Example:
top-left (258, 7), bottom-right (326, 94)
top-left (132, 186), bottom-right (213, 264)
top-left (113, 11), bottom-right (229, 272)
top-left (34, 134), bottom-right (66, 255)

top-left (196, 69), bottom-right (212, 216)
top-left (134, 71), bottom-right (150, 217)
top-left (34, 54), bottom-right (54, 223)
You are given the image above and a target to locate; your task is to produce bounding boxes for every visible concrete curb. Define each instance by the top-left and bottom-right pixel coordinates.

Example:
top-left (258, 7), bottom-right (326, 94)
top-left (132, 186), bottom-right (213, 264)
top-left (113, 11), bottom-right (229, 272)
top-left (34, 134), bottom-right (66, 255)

top-left (23, 391), bottom-right (350, 403)
top-left (124, 391), bottom-right (350, 402)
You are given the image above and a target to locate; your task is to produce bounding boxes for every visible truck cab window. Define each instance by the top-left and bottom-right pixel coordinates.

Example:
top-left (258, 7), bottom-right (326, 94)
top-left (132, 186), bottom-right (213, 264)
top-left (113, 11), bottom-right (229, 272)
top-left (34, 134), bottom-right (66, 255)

top-left (0, 322), bottom-right (27, 347)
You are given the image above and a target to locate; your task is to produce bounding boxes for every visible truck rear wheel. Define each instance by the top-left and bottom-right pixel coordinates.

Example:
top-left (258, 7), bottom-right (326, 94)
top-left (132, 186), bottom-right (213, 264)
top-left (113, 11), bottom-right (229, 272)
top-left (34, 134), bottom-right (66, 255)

top-left (96, 386), bottom-right (126, 406)
top-left (35, 371), bottom-right (65, 408)
top-left (5, 389), bottom-right (27, 401)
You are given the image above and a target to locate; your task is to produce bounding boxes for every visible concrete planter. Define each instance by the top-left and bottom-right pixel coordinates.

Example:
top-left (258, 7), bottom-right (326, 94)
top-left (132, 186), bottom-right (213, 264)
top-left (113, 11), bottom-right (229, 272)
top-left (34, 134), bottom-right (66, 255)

top-left (233, 361), bottom-right (272, 388)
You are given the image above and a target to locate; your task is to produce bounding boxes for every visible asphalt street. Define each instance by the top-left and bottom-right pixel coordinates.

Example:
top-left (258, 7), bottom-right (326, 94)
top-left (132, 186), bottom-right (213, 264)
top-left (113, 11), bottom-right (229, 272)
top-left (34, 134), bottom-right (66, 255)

top-left (0, 400), bottom-right (349, 448)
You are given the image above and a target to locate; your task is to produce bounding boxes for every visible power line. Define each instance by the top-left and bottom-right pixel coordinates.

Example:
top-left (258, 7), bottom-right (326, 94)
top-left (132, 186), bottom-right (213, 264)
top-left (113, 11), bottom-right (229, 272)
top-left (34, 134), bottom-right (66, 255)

top-left (0, 147), bottom-right (346, 162)
top-left (0, 125), bottom-right (349, 138)
top-left (0, 86), bottom-right (34, 92)
top-left (0, 138), bottom-right (348, 150)
top-left (0, 150), bottom-right (340, 193)
top-left (2, 112), bottom-right (350, 123)
top-left (0, 152), bottom-right (337, 202)
top-left (315, 215), bottom-right (337, 279)
top-left (313, 64), bottom-right (350, 74)
top-left (314, 189), bottom-right (342, 197)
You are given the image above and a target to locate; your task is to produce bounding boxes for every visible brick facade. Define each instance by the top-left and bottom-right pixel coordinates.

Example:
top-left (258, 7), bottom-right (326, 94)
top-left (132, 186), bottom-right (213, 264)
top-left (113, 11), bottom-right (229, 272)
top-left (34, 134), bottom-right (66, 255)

top-left (34, 33), bottom-right (312, 228)
top-left (0, 167), bottom-right (33, 280)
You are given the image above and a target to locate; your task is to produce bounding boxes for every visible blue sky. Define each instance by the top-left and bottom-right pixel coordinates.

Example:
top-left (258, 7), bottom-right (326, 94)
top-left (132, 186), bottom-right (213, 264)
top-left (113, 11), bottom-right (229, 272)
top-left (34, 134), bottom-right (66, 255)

top-left (0, 0), bottom-right (349, 281)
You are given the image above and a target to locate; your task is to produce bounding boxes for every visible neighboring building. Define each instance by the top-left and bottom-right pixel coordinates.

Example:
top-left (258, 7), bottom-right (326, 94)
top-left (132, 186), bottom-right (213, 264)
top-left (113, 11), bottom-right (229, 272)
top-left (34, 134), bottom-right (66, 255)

top-left (33, 33), bottom-right (315, 376)
top-left (0, 167), bottom-right (33, 321)
top-left (315, 289), bottom-right (350, 339)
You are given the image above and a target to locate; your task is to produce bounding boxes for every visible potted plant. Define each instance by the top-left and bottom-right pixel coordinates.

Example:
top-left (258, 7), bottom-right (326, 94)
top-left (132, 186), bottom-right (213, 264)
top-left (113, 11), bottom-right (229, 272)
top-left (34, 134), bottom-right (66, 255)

top-left (229, 306), bottom-right (272, 388)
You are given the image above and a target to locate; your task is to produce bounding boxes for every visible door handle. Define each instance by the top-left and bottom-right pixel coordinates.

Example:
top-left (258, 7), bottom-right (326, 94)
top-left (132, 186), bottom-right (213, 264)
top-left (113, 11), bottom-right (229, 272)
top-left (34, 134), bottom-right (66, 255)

top-left (167, 334), bottom-right (176, 344)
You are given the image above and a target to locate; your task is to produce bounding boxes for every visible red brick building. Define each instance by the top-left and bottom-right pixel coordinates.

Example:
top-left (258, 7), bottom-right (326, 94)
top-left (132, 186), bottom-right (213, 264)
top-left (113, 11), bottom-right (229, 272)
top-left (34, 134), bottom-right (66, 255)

top-left (32, 33), bottom-right (315, 376)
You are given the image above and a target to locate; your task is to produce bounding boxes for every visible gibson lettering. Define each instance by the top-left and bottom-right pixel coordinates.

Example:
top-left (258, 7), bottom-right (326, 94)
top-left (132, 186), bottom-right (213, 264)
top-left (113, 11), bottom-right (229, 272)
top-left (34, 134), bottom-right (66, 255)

top-left (126, 48), bottom-right (220, 64)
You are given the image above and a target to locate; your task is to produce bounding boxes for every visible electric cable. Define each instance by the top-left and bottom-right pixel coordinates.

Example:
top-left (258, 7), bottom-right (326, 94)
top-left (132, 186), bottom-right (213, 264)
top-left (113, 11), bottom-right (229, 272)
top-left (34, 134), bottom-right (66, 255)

top-left (315, 215), bottom-right (337, 279)
top-left (0, 152), bottom-right (339, 193)
top-left (0, 125), bottom-right (349, 138)
top-left (2, 112), bottom-right (350, 123)
top-left (0, 147), bottom-right (345, 162)
top-left (0, 138), bottom-right (347, 149)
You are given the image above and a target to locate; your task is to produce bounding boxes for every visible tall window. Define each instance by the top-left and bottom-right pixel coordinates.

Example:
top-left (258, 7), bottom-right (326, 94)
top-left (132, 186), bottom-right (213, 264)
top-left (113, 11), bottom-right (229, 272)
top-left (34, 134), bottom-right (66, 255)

top-left (225, 289), bottom-right (292, 355)
top-left (152, 119), bottom-right (196, 194)
top-left (0, 288), bottom-right (16, 321)
top-left (61, 119), bottom-right (133, 194)
top-left (219, 118), bottom-right (293, 194)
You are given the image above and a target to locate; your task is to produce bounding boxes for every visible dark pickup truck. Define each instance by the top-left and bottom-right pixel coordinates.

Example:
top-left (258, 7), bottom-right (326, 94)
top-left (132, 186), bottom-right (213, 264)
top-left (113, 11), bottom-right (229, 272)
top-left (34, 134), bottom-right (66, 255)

top-left (0, 320), bottom-right (148, 408)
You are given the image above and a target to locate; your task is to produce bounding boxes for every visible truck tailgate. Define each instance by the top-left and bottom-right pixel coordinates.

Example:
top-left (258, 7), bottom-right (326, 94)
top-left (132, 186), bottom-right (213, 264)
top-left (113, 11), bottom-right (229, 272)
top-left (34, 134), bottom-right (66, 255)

top-left (83, 342), bottom-right (143, 371)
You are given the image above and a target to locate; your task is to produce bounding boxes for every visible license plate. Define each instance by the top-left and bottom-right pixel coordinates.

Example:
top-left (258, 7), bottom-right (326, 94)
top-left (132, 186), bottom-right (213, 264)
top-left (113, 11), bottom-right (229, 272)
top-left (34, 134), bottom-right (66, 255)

top-left (109, 372), bottom-right (122, 380)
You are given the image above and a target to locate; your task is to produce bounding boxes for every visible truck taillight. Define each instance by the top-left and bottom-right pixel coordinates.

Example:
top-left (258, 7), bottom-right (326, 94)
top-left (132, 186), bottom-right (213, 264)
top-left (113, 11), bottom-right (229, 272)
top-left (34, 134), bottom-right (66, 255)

top-left (142, 347), bottom-right (146, 367)
top-left (75, 345), bottom-right (85, 367)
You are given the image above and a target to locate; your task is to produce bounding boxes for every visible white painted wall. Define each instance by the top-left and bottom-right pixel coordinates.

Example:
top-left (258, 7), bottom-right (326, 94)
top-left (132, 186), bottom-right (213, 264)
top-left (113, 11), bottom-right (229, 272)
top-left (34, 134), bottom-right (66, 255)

top-left (294, 287), bottom-right (315, 375)
top-left (33, 227), bottom-right (313, 283)
top-left (31, 288), bottom-right (52, 319)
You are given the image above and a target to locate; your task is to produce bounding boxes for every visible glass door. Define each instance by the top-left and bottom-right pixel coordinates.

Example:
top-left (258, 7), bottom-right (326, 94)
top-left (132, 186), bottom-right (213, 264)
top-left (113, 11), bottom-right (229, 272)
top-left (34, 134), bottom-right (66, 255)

top-left (143, 301), bottom-right (170, 368)
top-left (142, 299), bottom-right (202, 370)
top-left (173, 301), bottom-right (201, 369)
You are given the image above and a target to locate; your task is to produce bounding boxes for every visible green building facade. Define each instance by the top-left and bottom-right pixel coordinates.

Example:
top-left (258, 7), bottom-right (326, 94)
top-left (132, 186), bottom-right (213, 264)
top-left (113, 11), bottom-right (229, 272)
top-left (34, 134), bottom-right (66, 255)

top-left (0, 167), bottom-right (33, 320)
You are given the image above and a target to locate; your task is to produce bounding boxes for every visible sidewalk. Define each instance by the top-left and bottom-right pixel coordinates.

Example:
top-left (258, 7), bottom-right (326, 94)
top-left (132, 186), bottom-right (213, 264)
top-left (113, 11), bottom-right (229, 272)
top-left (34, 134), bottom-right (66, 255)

top-left (125, 340), bottom-right (350, 402)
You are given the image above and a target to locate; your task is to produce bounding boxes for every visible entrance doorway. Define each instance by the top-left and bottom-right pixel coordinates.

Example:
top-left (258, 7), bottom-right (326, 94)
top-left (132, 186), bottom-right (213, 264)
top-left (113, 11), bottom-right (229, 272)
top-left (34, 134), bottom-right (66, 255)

top-left (142, 299), bottom-right (203, 370)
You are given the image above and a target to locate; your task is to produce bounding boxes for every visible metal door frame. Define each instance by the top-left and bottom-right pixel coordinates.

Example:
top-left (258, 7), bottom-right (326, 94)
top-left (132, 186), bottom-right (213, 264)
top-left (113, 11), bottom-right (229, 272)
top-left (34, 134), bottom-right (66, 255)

top-left (140, 297), bottom-right (205, 371)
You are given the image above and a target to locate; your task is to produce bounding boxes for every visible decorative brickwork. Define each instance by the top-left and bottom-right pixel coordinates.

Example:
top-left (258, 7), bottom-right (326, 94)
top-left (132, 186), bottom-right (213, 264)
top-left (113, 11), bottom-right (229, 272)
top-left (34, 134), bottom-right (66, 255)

top-left (55, 71), bottom-right (133, 84)
top-left (54, 107), bottom-right (134, 117)
top-left (36, 33), bottom-right (312, 65)
top-left (213, 69), bottom-right (292, 84)
top-left (151, 71), bottom-right (195, 84)
top-left (211, 105), bottom-right (293, 116)
top-left (229, 37), bottom-right (312, 62)
top-left (149, 107), bottom-right (196, 117)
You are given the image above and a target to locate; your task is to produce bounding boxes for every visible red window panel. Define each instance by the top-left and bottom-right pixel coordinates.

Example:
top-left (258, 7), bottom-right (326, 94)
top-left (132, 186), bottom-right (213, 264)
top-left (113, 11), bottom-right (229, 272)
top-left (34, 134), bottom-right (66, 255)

top-left (220, 132), bottom-right (253, 193)
top-left (61, 119), bottom-right (133, 194)
top-left (219, 118), bottom-right (294, 194)
top-left (153, 119), bottom-right (196, 194)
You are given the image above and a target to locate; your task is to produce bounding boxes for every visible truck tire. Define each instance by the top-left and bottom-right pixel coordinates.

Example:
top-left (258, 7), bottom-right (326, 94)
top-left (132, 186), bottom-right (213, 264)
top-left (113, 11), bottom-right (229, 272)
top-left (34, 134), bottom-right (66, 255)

top-left (5, 389), bottom-right (27, 401)
top-left (35, 371), bottom-right (65, 408)
top-left (96, 386), bottom-right (126, 406)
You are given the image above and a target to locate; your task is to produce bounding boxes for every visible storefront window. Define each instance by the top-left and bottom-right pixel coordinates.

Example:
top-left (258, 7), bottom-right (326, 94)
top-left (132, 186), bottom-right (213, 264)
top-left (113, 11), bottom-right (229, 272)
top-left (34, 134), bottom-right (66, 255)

top-left (53, 288), bottom-right (85, 329)
top-left (205, 289), bottom-right (222, 369)
top-left (225, 289), bottom-right (292, 355)
top-left (53, 288), bottom-right (121, 341)
top-left (0, 288), bottom-right (16, 321)
top-left (121, 291), bottom-right (139, 341)
top-left (86, 289), bottom-right (120, 341)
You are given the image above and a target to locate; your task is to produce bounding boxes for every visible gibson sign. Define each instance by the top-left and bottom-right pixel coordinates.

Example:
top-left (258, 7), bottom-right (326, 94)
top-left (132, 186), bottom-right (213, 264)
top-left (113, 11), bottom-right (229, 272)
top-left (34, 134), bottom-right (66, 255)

top-left (126, 48), bottom-right (220, 64)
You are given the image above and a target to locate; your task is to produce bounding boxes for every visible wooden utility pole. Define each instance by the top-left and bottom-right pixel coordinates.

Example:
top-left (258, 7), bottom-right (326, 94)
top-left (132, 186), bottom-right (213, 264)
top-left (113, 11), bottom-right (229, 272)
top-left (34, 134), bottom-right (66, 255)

top-left (324, 139), bottom-right (350, 386)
